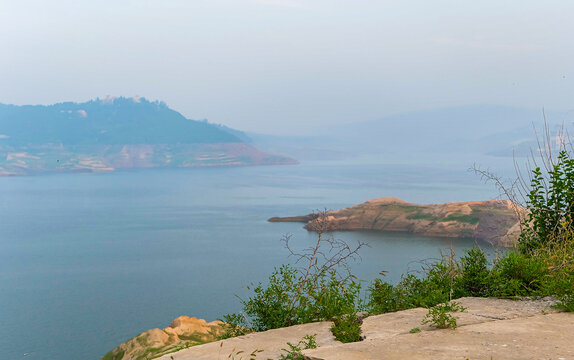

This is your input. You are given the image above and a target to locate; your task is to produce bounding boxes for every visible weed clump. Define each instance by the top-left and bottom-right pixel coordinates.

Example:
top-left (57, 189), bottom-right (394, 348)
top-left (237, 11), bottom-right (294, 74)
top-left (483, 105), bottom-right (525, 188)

top-left (279, 334), bottom-right (317, 360)
top-left (422, 301), bottom-right (466, 329)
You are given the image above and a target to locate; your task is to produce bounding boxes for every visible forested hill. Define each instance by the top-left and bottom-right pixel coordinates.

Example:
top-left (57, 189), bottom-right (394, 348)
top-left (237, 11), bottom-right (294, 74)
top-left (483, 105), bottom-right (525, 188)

top-left (0, 97), bottom-right (296, 175)
top-left (0, 97), bottom-right (240, 145)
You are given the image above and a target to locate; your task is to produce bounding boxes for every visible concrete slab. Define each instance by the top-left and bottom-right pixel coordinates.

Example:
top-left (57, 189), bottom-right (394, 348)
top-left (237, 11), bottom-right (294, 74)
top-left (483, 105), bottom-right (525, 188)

top-left (303, 312), bottom-right (574, 360)
top-left (156, 297), bottom-right (569, 360)
top-left (156, 321), bottom-right (338, 360)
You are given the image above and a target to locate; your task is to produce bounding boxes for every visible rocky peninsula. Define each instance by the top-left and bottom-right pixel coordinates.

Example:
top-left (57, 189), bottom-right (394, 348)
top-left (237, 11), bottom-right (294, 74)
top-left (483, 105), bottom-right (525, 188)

top-left (269, 197), bottom-right (524, 247)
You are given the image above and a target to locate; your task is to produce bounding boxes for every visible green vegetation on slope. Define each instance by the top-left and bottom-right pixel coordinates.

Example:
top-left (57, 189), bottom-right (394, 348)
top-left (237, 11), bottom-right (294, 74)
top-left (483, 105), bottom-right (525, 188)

top-left (406, 211), bottom-right (479, 224)
top-left (441, 213), bottom-right (480, 224)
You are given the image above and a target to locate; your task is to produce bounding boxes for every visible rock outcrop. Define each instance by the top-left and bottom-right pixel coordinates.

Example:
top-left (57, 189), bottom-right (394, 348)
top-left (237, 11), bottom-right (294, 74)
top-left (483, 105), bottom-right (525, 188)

top-left (269, 197), bottom-right (525, 247)
top-left (101, 316), bottom-right (224, 360)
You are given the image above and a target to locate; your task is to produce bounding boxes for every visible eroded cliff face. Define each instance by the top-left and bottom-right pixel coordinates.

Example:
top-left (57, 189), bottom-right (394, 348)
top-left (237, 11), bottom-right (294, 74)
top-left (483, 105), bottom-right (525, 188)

top-left (270, 197), bottom-right (524, 247)
top-left (102, 316), bottom-right (224, 360)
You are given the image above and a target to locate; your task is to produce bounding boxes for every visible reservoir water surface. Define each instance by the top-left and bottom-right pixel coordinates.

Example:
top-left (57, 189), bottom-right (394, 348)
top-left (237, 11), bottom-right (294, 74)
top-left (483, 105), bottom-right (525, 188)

top-left (0, 155), bottom-right (514, 359)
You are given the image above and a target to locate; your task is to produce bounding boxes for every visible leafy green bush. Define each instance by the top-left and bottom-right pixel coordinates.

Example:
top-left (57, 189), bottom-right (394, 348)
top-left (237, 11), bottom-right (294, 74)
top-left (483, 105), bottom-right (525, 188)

top-left (367, 254), bottom-right (456, 315)
top-left (222, 211), bottom-right (365, 340)
top-left (489, 251), bottom-right (547, 296)
top-left (421, 301), bottom-right (466, 329)
top-left (520, 150), bottom-right (574, 252)
top-left (232, 264), bottom-right (362, 332)
top-left (241, 264), bottom-right (300, 331)
top-left (367, 274), bottom-right (434, 314)
top-left (513, 145), bottom-right (574, 307)
top-left (367, 278), bottom-right (400, 314)
top-left (367, 244), bottom-right (565, 316)
top-left (331, 315), bottom-right (362, 343)
top-left (454, 246), bottom-right (490, 297)
top-left (528, 230), bottom-right (574, 310)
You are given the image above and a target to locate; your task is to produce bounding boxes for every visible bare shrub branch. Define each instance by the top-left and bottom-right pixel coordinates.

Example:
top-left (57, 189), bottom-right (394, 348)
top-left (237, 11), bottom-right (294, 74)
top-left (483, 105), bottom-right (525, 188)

top-left (472, 112), bottom-right (574, 251)
top-left (282, 209), bottom-right (366, 309)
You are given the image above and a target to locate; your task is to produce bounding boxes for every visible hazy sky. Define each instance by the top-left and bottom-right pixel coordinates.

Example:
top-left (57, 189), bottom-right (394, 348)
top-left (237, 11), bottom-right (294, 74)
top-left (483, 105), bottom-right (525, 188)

top-left (1, 0), bottom-right (573, 134)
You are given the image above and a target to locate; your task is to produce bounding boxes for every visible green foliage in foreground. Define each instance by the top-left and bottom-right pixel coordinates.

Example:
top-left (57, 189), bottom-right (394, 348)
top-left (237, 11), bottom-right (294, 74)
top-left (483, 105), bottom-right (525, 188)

top-left (223, 264), bottom-right (362, 334)
top-left (520, 149), bottom-right (574, 252)
top-left (422, 301), bottom-right (466, 329)
top-left (224, 240), bottom-right (574, 347)
top-left (367, 238), bottom-right (574, 316)
top-left (331, 315), bottom-right (362, 343)
top-left (220, 218), bottom-right (366, 344)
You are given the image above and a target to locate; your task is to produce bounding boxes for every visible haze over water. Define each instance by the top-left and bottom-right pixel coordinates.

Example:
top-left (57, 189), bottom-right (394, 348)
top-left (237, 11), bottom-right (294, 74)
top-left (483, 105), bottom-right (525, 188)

top-left (0, 155), bottom-right (511, 359)
top-left (1, 1), bottom-right (571, 359)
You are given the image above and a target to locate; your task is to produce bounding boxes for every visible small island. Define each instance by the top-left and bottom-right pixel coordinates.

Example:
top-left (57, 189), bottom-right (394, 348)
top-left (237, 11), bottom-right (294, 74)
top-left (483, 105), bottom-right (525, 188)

top-left (269, 197), bottom-right (524, 247)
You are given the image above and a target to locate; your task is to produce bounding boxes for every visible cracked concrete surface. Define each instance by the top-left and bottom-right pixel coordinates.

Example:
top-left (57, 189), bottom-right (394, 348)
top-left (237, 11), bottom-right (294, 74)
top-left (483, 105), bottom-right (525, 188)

top-left (157, 297), bottom-right (572, 360)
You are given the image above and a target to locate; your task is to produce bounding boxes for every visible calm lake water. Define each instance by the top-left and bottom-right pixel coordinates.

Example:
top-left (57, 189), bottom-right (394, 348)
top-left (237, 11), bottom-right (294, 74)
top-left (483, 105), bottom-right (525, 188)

top-left (0, 154), bottom-right (515, 359)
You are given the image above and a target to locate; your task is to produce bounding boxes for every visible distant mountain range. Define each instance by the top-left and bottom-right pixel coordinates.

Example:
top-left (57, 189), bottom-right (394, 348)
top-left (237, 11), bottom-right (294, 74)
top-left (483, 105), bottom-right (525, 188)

top-left (2, 99), bottom-right (570, 176)
top-left (323, 105), bottom-right (573, 157)
top-left (250, 105), bottom-right (573, 161)
top-left (0, 97), bottom-right (296, 175)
